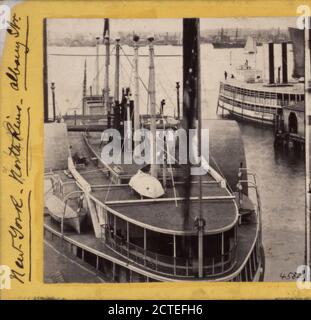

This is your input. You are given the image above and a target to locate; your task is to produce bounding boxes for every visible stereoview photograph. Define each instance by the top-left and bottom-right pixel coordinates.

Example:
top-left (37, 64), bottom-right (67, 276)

top-left (44, 17), bottom-right (306, 283)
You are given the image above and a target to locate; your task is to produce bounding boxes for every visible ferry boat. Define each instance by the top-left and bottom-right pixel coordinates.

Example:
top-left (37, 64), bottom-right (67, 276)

top-left (217, 37), bottom-right (305, 128)
top-left (44, 18), bottom-right (265, 282)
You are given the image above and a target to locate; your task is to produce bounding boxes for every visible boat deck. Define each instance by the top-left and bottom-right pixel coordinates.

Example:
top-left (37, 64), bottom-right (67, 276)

top-left (223, 79), bottom-right (304, 94)
top-left (53, 167), bottom-right (237, 233)
top-left (53, 132), bottom-right (238, 233)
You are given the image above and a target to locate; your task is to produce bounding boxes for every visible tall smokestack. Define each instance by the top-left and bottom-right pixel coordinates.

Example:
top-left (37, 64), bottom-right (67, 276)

top-left (282, 42), bottom-right (288, 84)
top-left (268, 42), bottom-right (275, 84)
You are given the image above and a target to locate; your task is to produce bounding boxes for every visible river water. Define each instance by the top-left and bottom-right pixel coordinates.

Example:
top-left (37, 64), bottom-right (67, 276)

top-left (47, 43), bottom-right (305, 281)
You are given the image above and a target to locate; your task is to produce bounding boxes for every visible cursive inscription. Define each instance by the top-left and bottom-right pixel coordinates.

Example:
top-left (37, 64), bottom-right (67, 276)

top-left (5, 13), bottom-right (29, 91)
top-left (3, 14), bottom-right (31, 285)
top-left (5, 102), bottom-right (24, 185)
top-left (9, 193), bottom-right (25, 284)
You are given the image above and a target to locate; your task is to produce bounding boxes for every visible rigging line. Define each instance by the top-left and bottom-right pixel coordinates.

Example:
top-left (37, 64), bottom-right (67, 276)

top-left (120, 45), bottom-right (165, 114)
top-left (50, 47), bottom-right (117, 116)
top-left (163, 121), bottom-right (178, 207)
top-left (128, 58), bottom-right (134, 88)
top-left (120, 45), bottom-right (150, 94)
top-left (90, 45), bottom-right (116, 88)
top-left (120, 60), bottom-right (133, 88)
top-left (156, 74), bottom-right (176, 110)
top-left (210, 155), bottom-right (233, 193)
top-left (49, 75), bottom-right (85, 116)
top-left (156, 59), bottom-right (179, 108)
top-left (48, 53), bottom-right (182, 57)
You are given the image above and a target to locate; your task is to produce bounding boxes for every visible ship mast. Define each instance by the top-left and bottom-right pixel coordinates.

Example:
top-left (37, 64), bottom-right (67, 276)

top-left (82, 59), bottom-right (87, 115)
top-left (114, 37), bottom-right (120, 104)
top-left (148, 36), bottom-right (157, 178)
top-left (104, 19), bottom-right (110, 115)
top-left (95, 37), bottom-right (100, 95)
top-left (133, 35), bottom-right (140, 153)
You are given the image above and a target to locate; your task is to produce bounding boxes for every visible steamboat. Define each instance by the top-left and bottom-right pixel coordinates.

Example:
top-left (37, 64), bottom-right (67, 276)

top-left (44, 19), bottom-right (265, 282)
top-left (217, 28), bottom-right (305, 146)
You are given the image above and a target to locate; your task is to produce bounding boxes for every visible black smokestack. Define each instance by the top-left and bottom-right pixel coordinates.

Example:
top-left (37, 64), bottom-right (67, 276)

top-left (183, 18), bottom-right (199, 123)
top-left (268, 42), bottom-right (275, 84)
top-left (282, 42), bottom-right (288, 84)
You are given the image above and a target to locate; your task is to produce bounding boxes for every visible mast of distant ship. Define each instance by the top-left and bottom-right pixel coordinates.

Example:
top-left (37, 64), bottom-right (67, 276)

top-left (148, 36), bottom-right (157, 178)
top-left (104, 19), bottom-right (110, 116)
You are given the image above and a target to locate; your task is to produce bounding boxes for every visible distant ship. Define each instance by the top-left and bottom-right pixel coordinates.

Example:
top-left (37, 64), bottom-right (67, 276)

top-left (244, 36), bottom-right (257, 54)
top-left (212, 28), bottom-right (246, 49)
top-left (217, 28), bottom-right (305, 147)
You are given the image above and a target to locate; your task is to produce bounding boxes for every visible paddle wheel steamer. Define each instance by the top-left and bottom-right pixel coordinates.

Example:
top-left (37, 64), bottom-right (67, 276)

top-left (44, 18), bottom-right (265, 282)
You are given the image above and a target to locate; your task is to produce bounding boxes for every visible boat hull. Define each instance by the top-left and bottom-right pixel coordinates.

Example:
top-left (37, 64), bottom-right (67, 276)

top-left (218, 99), bottom-right (275, 126)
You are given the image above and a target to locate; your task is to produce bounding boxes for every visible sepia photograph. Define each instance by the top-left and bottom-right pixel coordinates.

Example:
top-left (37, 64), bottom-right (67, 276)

top-left (43, 17), bottom-right (306, 283)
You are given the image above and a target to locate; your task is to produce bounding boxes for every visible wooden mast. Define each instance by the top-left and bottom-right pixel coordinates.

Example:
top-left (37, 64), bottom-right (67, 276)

top-left (51, 82), bottom-right (56, 121)
top-left (95, 37), bottom-right (100, 95)
top-left (82, 59), bottom-right (87, 115)
top-left (133, 35), bottom-right (140, 153)
top-left (148, 36), bottom-right (157, 178)
top-left (176, 81), bottom-right (180, 120)
top-left (104, 19), bottom-right (110, 115)
top-left (114, 38), bottom-right (120, 104)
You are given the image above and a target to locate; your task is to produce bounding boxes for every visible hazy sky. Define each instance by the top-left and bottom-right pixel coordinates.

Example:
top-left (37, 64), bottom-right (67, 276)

top-left (47, 17), bottom-right (298, 38)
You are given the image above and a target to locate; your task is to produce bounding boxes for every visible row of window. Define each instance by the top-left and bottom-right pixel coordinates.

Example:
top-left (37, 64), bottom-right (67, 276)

top-left (220, 96), bottom-right (278, 115)
top-left (220, 83), bottom-right (304, 107)
top-left (45, 226), bottom-right (261, 282)
top-left (104, 210), bottom-right (237, 277)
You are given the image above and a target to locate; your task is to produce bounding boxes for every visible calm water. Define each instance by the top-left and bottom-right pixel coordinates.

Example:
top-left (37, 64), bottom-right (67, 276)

top-left (48, 44), bottom-right (305, 281)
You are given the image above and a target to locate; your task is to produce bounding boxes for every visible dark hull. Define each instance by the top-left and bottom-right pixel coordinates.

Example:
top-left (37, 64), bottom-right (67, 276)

top-left (212, 42), bottom-right (246, 49)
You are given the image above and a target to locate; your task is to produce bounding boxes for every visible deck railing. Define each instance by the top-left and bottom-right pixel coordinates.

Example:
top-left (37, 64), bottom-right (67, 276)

top-left (102, 227), bottom-right (236, 278)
